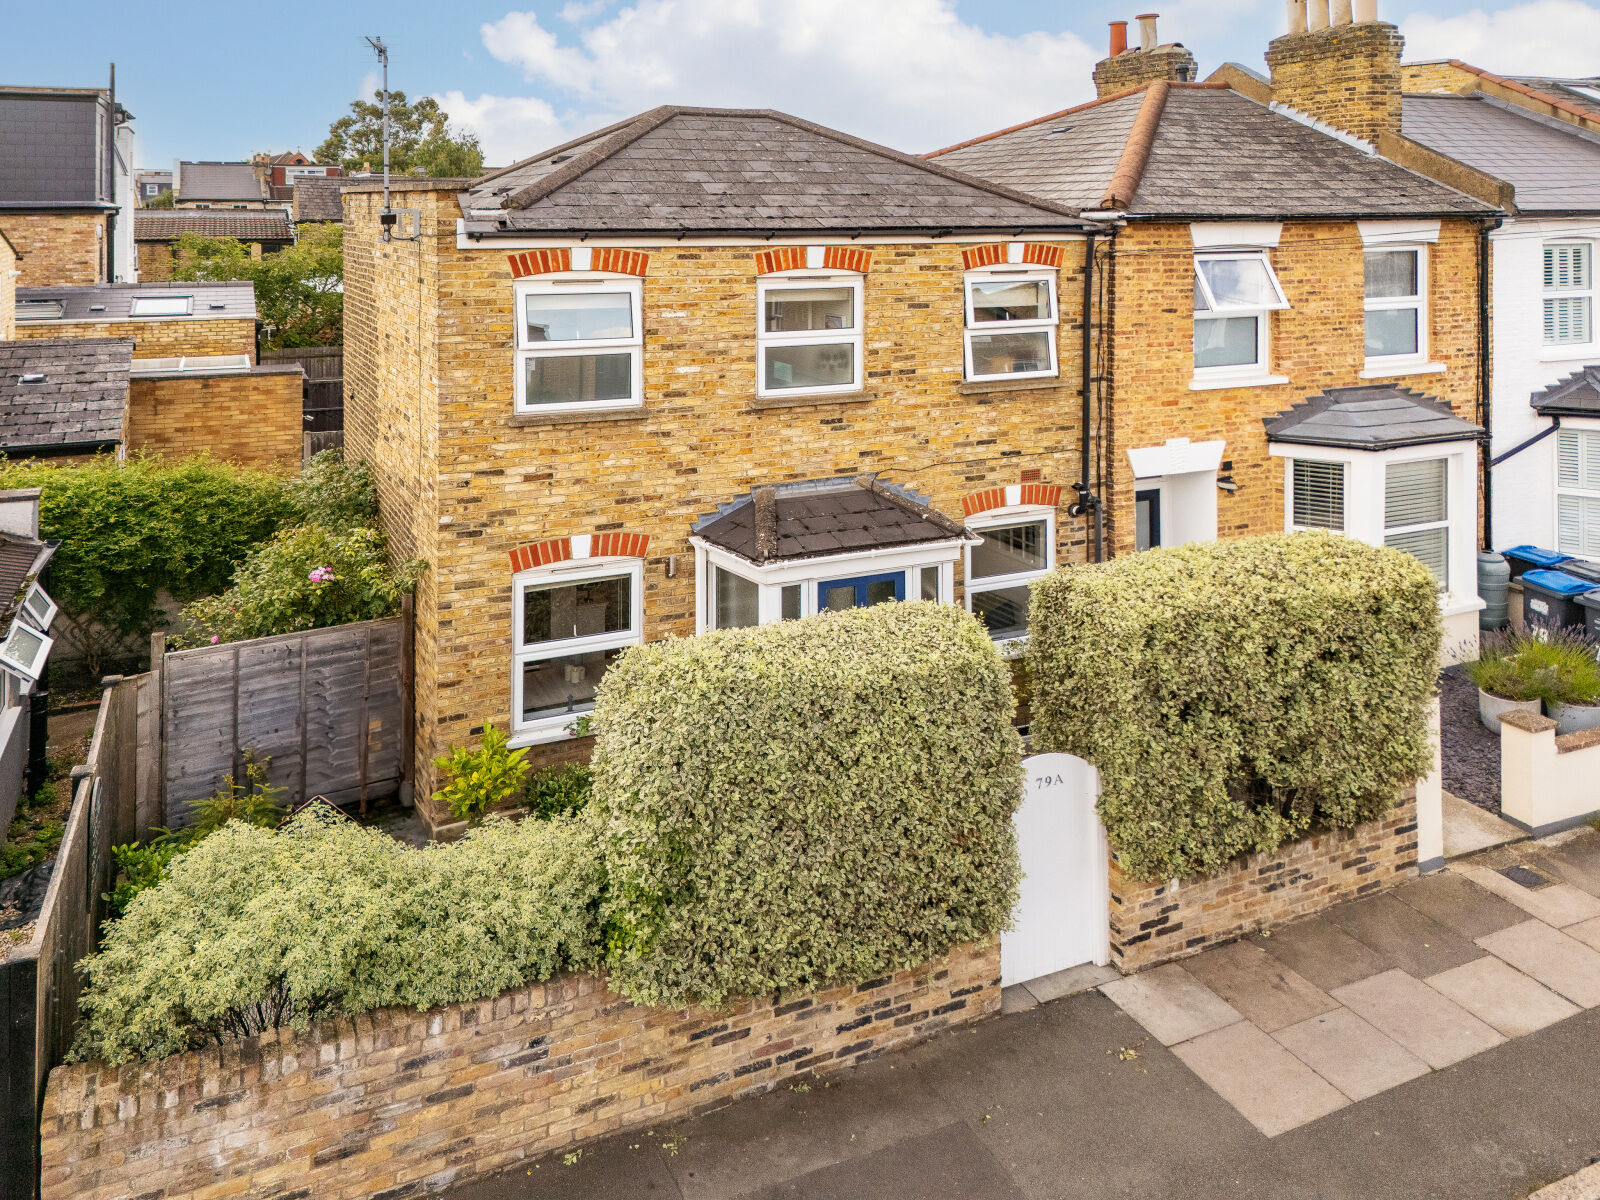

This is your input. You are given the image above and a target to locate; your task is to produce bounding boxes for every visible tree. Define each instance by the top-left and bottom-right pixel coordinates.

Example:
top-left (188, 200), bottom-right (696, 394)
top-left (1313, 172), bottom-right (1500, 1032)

top-left (142, 189), bottom-right (174, 209)
top-left (316, 91), bottom-right (484, 178)
top-left (169, 223), bottom-right (344, 348)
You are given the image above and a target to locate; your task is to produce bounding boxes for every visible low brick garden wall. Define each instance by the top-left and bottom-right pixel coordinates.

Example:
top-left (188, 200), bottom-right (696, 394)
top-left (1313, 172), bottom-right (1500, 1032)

top-left (41, 943), bottom-right (999, 1200)
top-left (1109, 791), bottom-right (1418, 972)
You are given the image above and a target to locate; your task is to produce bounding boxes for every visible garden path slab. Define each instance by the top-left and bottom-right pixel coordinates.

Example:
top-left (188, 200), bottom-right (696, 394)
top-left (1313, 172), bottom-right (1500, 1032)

top-left (1537, 835), bottom-right (1600, 900)
top-left (1563, 916), bottom-right (1600, 953)
top-left (733, 1124), bottom-right (1026, 1200)
top-left (1442, 790), bottom-right (1521, 858)
top-left (1326, 893), bottom-right (1487, 978)
top-left (1179, 941), bottom-right (1338, 1032)
top-left (1331, 969), bottom-right (1505, 1068)
top-left (1098, 963), bottom-right (1241, 1046)
top-left (1391, 872), bottom-right (1527, 940)
top-left (1455, 864), bottom-right (1600, 928)
top-left (1425, 957), bottom-right (1580, 1038)
top-left (1248, 917), bottom-right (1391, 992)
top-left (1171, 1019), bottom-right (1348, 1137)
top-left (1020, 962), bottom-right (1117, 1005)
top-left (1270, 1008), bottom-right (1429, 1102)
top-left (1478, 921), bottom-right (1600, 1008)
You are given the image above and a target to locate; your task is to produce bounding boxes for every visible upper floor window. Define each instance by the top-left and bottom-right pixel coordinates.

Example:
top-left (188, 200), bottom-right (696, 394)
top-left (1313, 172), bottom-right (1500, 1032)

top-left (1192, 251), bottom-right (1288, 383)
top-left (1545, 243), bottom-right (1594, 348)
top-left (963, 268), bottom-right (1058, 382)
top-left (514, 277), bottom-right (643, 414)
top-left (1556, 427), bottom-right (1600, 558)
top-left (756, 273), bottom-right (862, 397)
top-left (964, 508), bottom-right (1054, 642)
top-left (1290, 459), bottom-right (1345, 531)
top-left (1364, 246), bottom-right (1427, 367)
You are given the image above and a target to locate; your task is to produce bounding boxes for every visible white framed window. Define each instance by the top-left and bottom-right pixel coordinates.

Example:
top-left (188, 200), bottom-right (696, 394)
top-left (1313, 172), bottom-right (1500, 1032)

top-left (511, 558), bottom-right (643, 742)
top-left (963, 268), bottom-right (1059, 382)
top-left (1545, 242), bottom-right (1594, 349)
top-left (1192, 251), bottom-right (1289, 385)
top-left (129, 295), bottom-right (192, 317)
top-left (964, 507), bottom-right (1055, 642)
top-left (756, 273), bottom-right (862, 398)
top-left (514, 277), bottom-right (643, 414)
top-left (17, 583), bottom-right (56, 634)
top-left (696, 545), bottom-right (955, 633)
top-left (0, 621), bottom-right (51, 682)
top-left (1384, 458), bottom-right (1450, 587)
top-left (1290, 459), bottom-right (1345, 531)
top-left (1364, 246), bottom-right (1428, 368)
top-left (1556, 427), bottom-right (1600, 558)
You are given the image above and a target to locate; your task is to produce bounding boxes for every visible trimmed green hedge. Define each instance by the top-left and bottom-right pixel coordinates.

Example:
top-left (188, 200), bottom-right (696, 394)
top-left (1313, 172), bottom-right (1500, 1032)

top-left (591, 602), bottom-right (1023, 1008)
top-left (1027, 532), bottom-right (1440, 883)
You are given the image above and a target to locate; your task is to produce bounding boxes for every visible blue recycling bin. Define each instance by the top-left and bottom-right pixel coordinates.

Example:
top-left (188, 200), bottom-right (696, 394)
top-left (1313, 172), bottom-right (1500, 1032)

top-left (1502, 544), bottom-right (1573, 580)
top-left (1520, 569), bottom-right (1596, 631)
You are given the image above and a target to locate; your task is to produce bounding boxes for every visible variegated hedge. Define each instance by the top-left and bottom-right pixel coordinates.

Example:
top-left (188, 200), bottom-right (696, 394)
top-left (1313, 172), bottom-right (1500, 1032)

top-left (1027, 531), bottom-right (1440, 883)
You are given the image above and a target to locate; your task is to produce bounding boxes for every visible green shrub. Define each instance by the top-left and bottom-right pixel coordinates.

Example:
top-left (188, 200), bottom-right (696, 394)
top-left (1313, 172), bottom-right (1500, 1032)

top-left (590, 602), bottom-right (1023, 1009)
top-left (1027, 532), bottom-right (1440, 883)
top-left (176, 523), bottom-right (425, 647)
top-left (433, 724), bottom-right (529, 824)
top-left (72, 806), bottom-right (603, 1065)
top-left (0, 456), bottom-right (291, 672)
top-left (1469, 629), bottom-right (1600, 706)
top-left (524, 763), bottom-right (593, 820)
top-left (288, 451), bottom-right (379, 531)
top-left (102, 842), bottom-right (181, 919)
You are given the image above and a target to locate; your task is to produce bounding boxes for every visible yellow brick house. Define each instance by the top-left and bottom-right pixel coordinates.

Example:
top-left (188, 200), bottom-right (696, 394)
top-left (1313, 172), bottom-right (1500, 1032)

top-left (932, 8), bottom-right (1501, 660)
top-left (342, 108), bottom-right (1098, 836)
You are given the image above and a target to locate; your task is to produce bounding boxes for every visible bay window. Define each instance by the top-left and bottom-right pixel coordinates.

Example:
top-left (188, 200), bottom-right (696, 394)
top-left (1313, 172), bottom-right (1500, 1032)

top-left (697, 550), bottom-right (955, 632)
top-left (1290, 459), bottom-right (1345, 531)
top-left (512, 560), bottom-right (643, 741)
top-left (1192, 251), bottom-right (1288, 384)
top-left (1545, 242), bottom-right (1594, 349)
top-left (964, 509), bottom-right (1054, 642)
top-left (963, 269), bottom-right (1058, 382)
top-left (756, 274), bottom-right (862, 397)
top-left (514, 278), bottom-right (643, 413)
top-left (1364, 246), bottom-right (1428, 369)
top-left (1384, 458), bottom-right (1450, 586)
top-left (1556, 427), bottom-right (1600, 557)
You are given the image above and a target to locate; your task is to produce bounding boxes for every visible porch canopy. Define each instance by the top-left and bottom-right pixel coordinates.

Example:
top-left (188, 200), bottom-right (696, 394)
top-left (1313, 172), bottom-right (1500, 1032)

top-left (1531, 365), bottom-right (1600, 418)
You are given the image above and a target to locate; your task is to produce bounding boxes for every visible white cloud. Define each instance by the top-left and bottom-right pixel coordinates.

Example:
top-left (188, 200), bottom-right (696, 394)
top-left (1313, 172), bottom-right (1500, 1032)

top-left (447, 0), bottom-right (1099, 166)
top-left (1399, 1), bottom-right (1600, 77)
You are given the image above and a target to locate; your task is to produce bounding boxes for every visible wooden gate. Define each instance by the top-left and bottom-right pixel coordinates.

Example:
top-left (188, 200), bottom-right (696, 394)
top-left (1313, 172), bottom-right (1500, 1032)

top-left (1001, 752), bottom-right (1110, 987)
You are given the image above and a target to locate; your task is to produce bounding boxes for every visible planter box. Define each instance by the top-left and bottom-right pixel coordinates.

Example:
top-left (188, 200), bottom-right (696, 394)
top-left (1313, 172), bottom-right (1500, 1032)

top-left (1480, 689), bottom-right (1542, 733)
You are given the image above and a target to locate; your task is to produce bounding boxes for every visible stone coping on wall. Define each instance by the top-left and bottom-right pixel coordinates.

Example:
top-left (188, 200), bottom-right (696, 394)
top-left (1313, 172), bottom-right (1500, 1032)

top-left (41, 943), bottom-right (1000, 1200)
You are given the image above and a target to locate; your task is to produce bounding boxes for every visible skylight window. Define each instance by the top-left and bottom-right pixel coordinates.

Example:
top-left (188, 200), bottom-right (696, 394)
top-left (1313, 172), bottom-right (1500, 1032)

top-left (129, 295), bottom-right (193, 317)
top-left (16, 300), bottom-right (63, 321)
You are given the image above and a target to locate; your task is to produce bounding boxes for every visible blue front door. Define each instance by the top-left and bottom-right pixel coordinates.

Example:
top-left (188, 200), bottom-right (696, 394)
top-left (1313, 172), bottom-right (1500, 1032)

top-left (817, 571), bottom-right (904, 612)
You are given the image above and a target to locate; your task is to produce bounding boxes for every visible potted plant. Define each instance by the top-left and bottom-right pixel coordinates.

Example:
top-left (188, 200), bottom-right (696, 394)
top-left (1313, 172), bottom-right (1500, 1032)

top-left (1466, 634), bottom-right (1545, 732)
top-left (1540, 630), bottom-right (1600, 735)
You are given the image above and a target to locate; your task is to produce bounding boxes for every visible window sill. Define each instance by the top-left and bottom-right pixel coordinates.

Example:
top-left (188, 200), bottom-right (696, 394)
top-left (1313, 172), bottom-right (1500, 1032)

top-left (747, 389), bottom-right (875, 412)
top-left (1189, 372), bottom-right (1289, 392)
top-left (1360, 360), bottom-right (1447, 380)
top-left (508, 721), bottom-right (591, 748)
top-left (1441, 593), bottom-right (1487, 618)
top-left (509, 406), bottom-right (648, 427)
top-left (1540, 346), bottom-right (1600, 365)
top-left (958, 377), bottom-right (1065, 396)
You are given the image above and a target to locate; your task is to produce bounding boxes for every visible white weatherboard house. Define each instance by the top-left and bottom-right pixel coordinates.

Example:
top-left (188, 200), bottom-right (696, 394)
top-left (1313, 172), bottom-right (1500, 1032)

top-left (1400, 84), bottom-right (1600, 558)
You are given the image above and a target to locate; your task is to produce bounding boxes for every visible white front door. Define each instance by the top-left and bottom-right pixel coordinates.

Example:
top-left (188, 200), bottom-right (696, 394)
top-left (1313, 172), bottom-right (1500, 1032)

top-left (1001, 752), bottom-right (1111, 987)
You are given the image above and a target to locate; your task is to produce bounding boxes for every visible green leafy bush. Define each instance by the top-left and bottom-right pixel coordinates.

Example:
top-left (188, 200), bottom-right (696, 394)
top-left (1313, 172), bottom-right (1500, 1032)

top-left (524, 763), bottom-right (593, 820)
top-left (102, 842), bottom-right (181, 919)
top-left (0, 456), bottom-right (291, 672)
top-left (72, 806), bottom-right (603, 1065)
top-left (433, 724), bottom-right (529, 824)
top-left (176, 524), bottom-right (425, 647)
top-left (591, 602), bottom-right (1023, 1009)
top-left (1468, 629), bottom-right (1600, 706)
top-left (288, 451), bottom-right (379, 531)
top-left (1027, 532), bottom-right (1440, 883)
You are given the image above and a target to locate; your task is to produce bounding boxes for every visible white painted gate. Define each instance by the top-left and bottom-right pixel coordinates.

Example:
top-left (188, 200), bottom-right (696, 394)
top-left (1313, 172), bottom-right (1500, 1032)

top-left (1001, 752), bottom-right (1110, 987)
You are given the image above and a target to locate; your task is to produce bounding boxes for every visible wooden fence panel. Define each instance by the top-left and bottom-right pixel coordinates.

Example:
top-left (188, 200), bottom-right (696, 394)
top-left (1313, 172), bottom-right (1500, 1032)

top-left (161, 618), bottom-right (403, 824)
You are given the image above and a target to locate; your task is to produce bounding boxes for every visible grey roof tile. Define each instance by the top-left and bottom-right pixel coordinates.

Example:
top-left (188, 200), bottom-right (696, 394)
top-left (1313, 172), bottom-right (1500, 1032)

top-left (291, 176), bottom-right (344, 222)
top-left (177, 162), bottom-right (265, 202)
top-left (16, 281), bottom-right (257, 323)
top-left (1264, 385), bottom-right (1482, 449)
top-left (1531, 364), bottom-right (1600, 416)
top-left (0, 337), bottom-right (129, 450)
top-left (134, 209), bottom-right (295, 243)
top-left (459, 106), bottom-right (1087, 236)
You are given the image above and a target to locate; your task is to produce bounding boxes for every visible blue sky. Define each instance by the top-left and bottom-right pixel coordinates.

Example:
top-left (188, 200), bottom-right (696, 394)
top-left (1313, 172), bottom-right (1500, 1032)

top-left (5, 0), bottom-right (1598, 169)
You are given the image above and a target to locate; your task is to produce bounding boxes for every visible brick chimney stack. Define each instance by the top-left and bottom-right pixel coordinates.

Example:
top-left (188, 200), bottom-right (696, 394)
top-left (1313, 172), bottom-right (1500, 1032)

top-left (1264, 0), bottom-right (1403, 145)
top-left (1092, 13), bottom-right (1199, 99)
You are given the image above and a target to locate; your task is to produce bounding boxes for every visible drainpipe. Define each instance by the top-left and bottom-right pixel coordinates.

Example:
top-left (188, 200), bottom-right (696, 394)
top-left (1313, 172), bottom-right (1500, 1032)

top-left (1478, 217), bottom-right (1501, 550)
top-left (1068, 229), bottom-right (1105, 561)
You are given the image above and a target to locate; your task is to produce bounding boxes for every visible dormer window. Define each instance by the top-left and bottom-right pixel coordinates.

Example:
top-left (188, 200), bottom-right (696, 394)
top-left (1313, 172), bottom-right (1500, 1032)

top-left (755, 273), bottom-right (863, 398)
top-left (514, 277), bottom-right (643, 414)
top-left (963, 268), bottom-right (1059, 382)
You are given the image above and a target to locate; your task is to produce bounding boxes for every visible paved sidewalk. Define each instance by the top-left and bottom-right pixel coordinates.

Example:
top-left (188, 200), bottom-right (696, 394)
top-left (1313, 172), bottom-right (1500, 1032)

top-left (445, 830), bottom-right (1600, 1200)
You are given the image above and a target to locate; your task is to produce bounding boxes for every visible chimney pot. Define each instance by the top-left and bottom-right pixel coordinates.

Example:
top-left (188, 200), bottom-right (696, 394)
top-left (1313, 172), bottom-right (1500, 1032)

top-left (1308, 0), bottom-right (1329, 29)
top-left (1109, 20), bottom-right (1128, 56)
top-left (1135, 13), bottom-right (1159, 51)
top-left (1351, 0), bottom-right (1377, 19)
top-left (1330, 0), bottom-right (1352, 24)
top-left (1286, 0), bottom-right (1308, 33)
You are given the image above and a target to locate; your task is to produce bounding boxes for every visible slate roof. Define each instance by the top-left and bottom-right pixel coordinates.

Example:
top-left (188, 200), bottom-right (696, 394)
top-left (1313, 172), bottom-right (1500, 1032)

top-left (693, 475), bottom-right (972, 565)
top-left (292, 176), bottom-right (345, 222)
top-left (133, 208), bottom-right (295, 244)
top-left (177, 162), bottom-right (264, 202)
top-left (0, 87), bottom-right (118, 207)
top-left (0, 338), bottom-right (129, 452)
top-left (0, 526), bottom-right (53, 627)
top-left (931, 84), bottom-right (1494, 219)
top-left (16, 281), bottom-right (257, 323)
top-left (1263, 385), bottom-right (1483, 449)
top-left (1531, 365), bottom-right (1600, 417)
top-left (457, 106), bottom-right (1089, 237)
top-left (1401, 93), bottom-right (1600, 214)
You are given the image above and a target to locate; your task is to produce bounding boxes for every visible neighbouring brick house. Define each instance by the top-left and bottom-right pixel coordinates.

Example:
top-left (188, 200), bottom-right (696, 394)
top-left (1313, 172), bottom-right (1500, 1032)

top-left (133, 208), bottom-right (297, 282)
top-left (171, 160), bottom-right (277, 210)
top-left (0, 80), bottom-right (138, 285)
top-left (933, 7), bottom-right (1499, 660)
top-left (344, 109), bottom-right (1098, 835)
top-left (9, 281), bottom-right (303, 468)
top-left (261, 151), bottom-right (341, 206)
